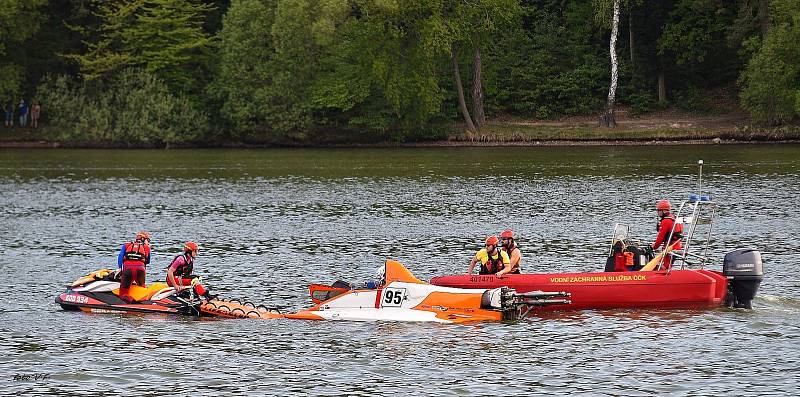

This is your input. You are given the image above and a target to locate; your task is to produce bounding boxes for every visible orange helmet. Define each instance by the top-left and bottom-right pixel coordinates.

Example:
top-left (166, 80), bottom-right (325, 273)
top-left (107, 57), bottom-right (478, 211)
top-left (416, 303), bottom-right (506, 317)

top-left (485, 235), bottom-right (500, 246)
top-left (184, 241), bottom-right (199, 253)
top-left (656, 199), bottom-right (672, 211)
top-left (135, 231), bottom-right (151, 242)
top-left (500, 229), bottom-right (514, 239)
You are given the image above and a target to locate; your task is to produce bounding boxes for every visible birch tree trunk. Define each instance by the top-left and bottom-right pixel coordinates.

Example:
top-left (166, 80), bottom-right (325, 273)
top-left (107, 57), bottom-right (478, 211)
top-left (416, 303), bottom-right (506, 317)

top-left (600, 0), bottom-right (620, 127)
top-left (452, 47), bottom-right (477, 133)
top-left (471, 48), bottom-right (485, 130)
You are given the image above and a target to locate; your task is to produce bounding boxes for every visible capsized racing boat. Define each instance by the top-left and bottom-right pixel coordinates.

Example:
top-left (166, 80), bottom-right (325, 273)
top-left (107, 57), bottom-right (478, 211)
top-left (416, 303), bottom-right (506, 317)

top-left (281, 260), bottom-right (571, 323)
top-left (206, 260), bottom-right (571, 323)
top-left (432, 197), bottom-right (764, 311)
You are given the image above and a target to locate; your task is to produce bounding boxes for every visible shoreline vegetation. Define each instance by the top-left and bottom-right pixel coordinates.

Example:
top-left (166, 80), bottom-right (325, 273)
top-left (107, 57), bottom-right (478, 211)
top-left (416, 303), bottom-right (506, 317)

top-left (3, 108), bottom-right (798, 148)
top-left (2, 2), bottom-right (799, 150)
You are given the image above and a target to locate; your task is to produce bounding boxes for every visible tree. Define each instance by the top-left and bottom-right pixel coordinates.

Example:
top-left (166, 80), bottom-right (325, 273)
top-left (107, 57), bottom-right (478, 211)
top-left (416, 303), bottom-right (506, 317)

top-left (740, 0), bottom-right (800, 124)
top-left (451, 47), bottom-right (477, 132)
top-left (210, 0), bottom-right (279, 133)
top-left (69, 0), bottom-right (214, 96)
top-left (37, 70), bottom-right (208, 145)
top-left (596, 0), bottom-right (621, 127)
top-left (0, 0), bottom-right (47, 99)
top-left (447, 0), bottom-right (519, 131)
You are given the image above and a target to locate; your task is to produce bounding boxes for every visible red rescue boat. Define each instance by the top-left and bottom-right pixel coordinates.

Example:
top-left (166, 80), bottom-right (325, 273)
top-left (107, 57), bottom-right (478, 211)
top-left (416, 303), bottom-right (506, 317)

top-left (432, 197), bottom-right (764, 311)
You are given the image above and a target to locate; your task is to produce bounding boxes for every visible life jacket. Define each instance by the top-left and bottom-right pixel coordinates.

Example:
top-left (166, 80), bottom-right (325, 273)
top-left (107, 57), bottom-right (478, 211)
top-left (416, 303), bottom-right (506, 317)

top-left (168, 253), bottom-right (194, 277)
top-left (613, 251), bottom-right (634, 272)
top-left (122, 241), bottom-right (150, 267)
top-left (480, 249), bottom-right (505, 275)
top-left (502, 244), bottom-right (522, 274)
top-left (656, 213), bottom-right (684, 245)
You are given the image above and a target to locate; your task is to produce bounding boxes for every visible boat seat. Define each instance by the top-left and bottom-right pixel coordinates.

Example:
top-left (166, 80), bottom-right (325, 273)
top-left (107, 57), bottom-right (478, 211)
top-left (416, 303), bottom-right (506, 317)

top-left (113, 282), bottom-right (171, 302)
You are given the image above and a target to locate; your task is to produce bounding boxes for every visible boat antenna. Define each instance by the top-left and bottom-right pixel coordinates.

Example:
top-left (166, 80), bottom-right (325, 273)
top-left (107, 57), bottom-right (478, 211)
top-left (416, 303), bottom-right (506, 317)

top-left (697, 159), bottom-right (703, 195)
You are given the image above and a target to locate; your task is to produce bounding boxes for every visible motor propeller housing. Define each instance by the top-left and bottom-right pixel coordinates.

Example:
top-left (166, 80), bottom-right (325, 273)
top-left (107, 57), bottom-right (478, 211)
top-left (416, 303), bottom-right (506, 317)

top-left (723, 249), bottom-right (764, 309)
top-left (480, 287), bottom-right (571, 319)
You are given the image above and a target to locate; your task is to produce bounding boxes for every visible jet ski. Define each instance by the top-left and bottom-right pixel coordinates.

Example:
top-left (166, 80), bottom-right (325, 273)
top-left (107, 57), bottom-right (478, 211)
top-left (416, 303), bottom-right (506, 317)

top-left (55, 269), bottom-right (204, 315)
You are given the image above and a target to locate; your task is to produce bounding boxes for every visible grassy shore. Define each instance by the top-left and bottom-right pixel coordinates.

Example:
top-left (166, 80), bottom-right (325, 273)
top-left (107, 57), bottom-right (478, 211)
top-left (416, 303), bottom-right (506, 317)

top-left (2, 109), bottom-right (799, 148)
top-left (446, 122), bottom-right (800, 144)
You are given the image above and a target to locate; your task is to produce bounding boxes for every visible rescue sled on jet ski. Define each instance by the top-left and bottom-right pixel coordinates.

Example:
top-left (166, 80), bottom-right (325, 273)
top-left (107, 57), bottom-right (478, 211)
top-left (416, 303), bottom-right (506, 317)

top-left (287, 260), bottom-right (571, 323)
top-left (55, 269), bottom-right (281, 318)
top-left (432, 196), bottom-right (764, 311)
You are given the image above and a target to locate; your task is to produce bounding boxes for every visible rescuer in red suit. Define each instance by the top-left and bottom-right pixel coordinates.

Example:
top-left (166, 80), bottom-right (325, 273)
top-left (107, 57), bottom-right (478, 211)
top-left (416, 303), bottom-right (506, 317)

top-left (118, 231), bottom-right (151, 303)
top-left (652, 199), bottom-right (683, 270)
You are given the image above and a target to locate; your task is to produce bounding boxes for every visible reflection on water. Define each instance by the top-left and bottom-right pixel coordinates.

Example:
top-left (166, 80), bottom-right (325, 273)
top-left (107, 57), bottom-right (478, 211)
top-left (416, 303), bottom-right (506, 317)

top-left (1, 145), bottom-right (798, 395)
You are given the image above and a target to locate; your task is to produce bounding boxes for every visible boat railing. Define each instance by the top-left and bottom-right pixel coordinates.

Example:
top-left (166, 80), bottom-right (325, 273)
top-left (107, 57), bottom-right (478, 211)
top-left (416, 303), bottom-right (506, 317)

top-left (665, 196), bottom-right (716, 271)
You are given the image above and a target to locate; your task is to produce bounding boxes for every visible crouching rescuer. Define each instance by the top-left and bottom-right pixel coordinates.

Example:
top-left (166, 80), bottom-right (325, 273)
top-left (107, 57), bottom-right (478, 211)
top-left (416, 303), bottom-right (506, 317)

top-left (118, 231), bottom-right (152, 303)
top-left (166, 241), bottom-right (212, 300)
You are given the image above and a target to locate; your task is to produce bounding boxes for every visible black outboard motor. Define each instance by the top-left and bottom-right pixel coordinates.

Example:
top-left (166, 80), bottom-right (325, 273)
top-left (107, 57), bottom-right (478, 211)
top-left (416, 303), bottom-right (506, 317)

top-left (723, 249), bottom-right (764, 309)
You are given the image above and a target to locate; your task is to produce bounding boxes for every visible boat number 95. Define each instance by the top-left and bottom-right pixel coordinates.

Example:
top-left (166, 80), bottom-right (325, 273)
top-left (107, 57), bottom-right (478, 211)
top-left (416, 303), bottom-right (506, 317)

top-left (382, 288), bottom-right (406, 307)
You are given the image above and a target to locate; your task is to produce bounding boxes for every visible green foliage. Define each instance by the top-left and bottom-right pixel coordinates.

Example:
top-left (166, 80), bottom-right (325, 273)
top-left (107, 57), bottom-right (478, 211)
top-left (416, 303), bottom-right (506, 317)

top-left (740, 0), bottom-right (800, 124)
top-left (210, 0), bottom-right (309, 135)
top-left (0, 0), bottom-right (47, 98)
top-left (36, 69), bottom-right (208, 145)
top-left (626, 90), bottom-right (656, 116)
top-left (484, 2), bottom-right (607, 118)
top-left (69, 0), bottom-right (214, 97)
top-left (658, 1), bottom-right (735, 66)
top-left (673, 86), bottom-right (713, 112)
top-left (213, 0), bottom-right (517, 138)
top-left (11, 0), bottom-right (800, 142)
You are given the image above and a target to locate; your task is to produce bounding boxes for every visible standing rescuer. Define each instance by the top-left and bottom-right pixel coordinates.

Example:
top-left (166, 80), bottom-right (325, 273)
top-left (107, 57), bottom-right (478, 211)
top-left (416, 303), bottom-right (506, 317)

top-left (652, 199), bottom-right (683, 270)
top-left (118, 231), bottom-right (151, 303)
top-left (166, 241), bottom-right (212, 300)
top-left (468, 235), bottom-right (512, 277)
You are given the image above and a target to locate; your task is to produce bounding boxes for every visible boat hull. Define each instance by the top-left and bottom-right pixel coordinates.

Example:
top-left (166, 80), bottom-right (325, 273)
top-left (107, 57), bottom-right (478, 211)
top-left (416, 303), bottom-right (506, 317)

top-left (430, 269), bottom-right (729, 311)
top-left (56, 291), bottom-right (193, 315)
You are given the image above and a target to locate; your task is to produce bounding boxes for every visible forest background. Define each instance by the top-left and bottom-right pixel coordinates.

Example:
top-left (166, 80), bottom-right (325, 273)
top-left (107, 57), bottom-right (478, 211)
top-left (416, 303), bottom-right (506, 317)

top-left (1, 0), bottom-right (798, 146)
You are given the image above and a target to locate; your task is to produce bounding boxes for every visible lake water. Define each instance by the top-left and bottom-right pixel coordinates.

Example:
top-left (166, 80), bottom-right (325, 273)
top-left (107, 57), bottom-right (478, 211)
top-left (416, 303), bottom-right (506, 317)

top-left (1, 146), bottom-right (798, 395)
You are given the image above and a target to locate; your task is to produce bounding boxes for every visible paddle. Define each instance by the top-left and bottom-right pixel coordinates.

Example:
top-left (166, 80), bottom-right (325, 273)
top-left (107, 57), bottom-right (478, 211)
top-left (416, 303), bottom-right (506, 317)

top-left (639, 241), bottom-right (679, 272)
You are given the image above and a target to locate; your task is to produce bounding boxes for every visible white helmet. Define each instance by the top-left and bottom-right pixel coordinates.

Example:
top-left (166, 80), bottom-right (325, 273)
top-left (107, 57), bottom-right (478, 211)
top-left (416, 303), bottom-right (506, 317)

top-left (375, 265), bottom-right (386, 284)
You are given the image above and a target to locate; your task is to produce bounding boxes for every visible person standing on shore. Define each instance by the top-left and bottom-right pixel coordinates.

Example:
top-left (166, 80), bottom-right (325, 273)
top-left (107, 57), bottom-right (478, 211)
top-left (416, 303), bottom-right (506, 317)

top-left (3, 101), bottom-right (12, 127)
top-left (18, 99), bottom-right (28, 128)
top-left (30, 102), bottom-right (40, 128)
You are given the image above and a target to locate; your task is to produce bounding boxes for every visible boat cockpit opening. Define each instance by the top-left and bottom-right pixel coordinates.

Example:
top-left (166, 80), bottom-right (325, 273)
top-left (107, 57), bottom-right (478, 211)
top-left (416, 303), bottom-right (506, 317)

top-left (606, 195), bottom-right (717, 273)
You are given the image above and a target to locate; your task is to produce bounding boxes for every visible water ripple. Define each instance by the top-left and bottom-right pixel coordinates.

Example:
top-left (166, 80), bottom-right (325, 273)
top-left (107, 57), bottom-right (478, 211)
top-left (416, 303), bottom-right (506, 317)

top-left (1, 146), bottom-right (798, 395)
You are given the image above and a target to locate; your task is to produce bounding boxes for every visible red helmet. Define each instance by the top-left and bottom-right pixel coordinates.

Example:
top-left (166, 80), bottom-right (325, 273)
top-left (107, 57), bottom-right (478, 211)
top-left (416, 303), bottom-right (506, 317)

top-left (656, 199), bottom-right (672, 211)
top-left (485, 235), bottom-right (500, 246)
top-left (184, 241), bottom-right (199, 253)
top-left (135, 231), bottom-right (151, 242)
top-left (500, 230), bottom-right (514, 239)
